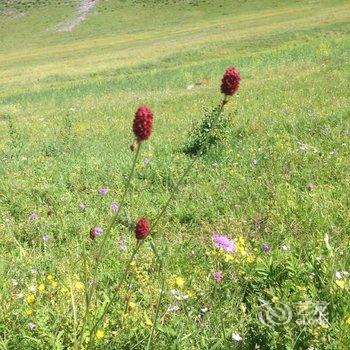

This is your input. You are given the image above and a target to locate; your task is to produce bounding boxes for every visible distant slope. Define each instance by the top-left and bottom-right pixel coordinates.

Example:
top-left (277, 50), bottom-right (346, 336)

top-left (0, 0), bottom-right (74, 15)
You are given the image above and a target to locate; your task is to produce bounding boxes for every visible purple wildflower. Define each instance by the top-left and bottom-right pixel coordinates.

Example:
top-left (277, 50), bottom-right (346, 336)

top-left (212, 271), bottom-right (223, 282)
top-left (90, 227), bottom-right (103, 240)
top-left (29, 213), bottom-right (39, 221)
top-left (42, 234), bottom-right (50, 242)
top-left (212, 233), bottom-right (237, 253)
top-left (94, 227), bottom-right (103, 235)
top-left (110, 202), bottom-right (119, 212)
top-left (143, 157), bottom-right (150, 165)
top-left (261, 243), bottom-right (270, 253)
top-left (98, 187), bottom-right (109, 196)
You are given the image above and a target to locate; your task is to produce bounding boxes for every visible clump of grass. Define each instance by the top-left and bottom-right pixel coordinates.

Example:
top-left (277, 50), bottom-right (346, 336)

top-left (183, 105), bottom-right (237, 156)
top-left (4, 114), bottom-right (24, 159)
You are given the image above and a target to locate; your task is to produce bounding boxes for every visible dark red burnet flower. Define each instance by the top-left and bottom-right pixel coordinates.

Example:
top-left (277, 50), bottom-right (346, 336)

top-left (135, 218), bottom-right (150, 240)
top-left (220, 67), bottom-right (240, 96)
top-left (132, 106), bottom-right (154, 141)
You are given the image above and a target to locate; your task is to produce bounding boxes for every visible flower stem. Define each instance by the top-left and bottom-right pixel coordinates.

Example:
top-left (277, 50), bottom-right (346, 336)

top-left (79, 142), bottom-right (142, 346)
top-left (87, 241), bottom-right (141, 349)
top-left (146, 275), bottom-right (166, 350)
top-left (97, 142), bottom-right (142, 260)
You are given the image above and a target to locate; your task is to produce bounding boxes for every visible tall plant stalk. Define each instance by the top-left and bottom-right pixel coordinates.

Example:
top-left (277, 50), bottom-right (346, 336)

top-left (146, 275), bottom-right (166, 350)
top-left (78, 142), bottom-right (141, 346)
top-left (87, 96), bottom-right (231, 348)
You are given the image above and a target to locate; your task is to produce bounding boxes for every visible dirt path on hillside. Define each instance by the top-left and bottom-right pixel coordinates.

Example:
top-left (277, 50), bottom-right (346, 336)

top-left (56, 0), bottom-right (97, 32)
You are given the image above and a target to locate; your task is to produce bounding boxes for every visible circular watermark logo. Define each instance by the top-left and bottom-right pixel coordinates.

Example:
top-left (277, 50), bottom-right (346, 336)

top-left (257, 299), bottom-right (293, 327)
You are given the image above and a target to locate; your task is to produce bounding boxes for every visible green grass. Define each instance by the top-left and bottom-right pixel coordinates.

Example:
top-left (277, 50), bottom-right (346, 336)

top-left (0, 0), bottom-right (350, 349)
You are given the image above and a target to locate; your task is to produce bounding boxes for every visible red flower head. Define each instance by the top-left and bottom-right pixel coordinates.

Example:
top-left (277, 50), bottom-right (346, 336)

top-left (220, 67), bottom-right (240, 96)
top-left (133, 106), bottom-right (154, 141)
top-left (135, 217), bottom-right (150, 240)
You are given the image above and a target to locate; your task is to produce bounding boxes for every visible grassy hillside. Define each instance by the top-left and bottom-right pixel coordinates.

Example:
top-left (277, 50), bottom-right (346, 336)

top-left (0, 0), bottom-right (349, 349)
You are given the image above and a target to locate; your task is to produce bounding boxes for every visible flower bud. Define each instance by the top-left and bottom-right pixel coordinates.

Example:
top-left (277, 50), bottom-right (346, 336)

top-left (132, 106), bottom-right (153, 141)
top-left (135, 218), bottom-right (150, 240)
top-left (220, 67), bottom-right (240, 96)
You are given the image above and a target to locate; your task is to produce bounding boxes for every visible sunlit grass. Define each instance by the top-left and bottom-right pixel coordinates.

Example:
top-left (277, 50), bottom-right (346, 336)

top-left (0, 0), bottom-right (349, 348)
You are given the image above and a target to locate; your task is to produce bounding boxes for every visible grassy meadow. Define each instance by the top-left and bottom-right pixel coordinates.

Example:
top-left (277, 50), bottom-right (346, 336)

top-left (0, 0), bottom-right (350, 348)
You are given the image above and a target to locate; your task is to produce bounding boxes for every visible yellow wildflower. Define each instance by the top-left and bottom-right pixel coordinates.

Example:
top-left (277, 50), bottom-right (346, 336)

top-left (61, 287), bottom-right (69, 294)
top-left (309, 326), bottom-right (318, 336)
top-left (96, 329), bottom-right (105, 339)
top-left (25, 308), bottom-right (33, 316)
top-left (319, 321), bottom-right (329, 329)
top-left (335, 280), bottom-right (345, 289)
top-left (236, 236), bottom-right (246, 255)
top-left (187, 290), bottom-right (194, 297)
top-left (38, 284), bottom-right (45, 292)
top-left (238, 236), bottom-right (245, 245)
top-left (145, 317), bottom-right (153, 327)
top-left (47, 274), bottom-right (54, 281)
top-left (345, 316), bottom-right (350, 325)
top-left (175, 276), bottom-right (185, 289)
top-left (26, 294), bottom-right (35, 303)
top-left (51, 280), bottom-right (58, 288)
top-left (74, 281), bottom-right (84, 291)
top-left (128, 301), bottom-right (136, 310)
top-left (224, 254), bottom-right (234, 262)
top-left (247, 255), bottom-right (255, 263)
